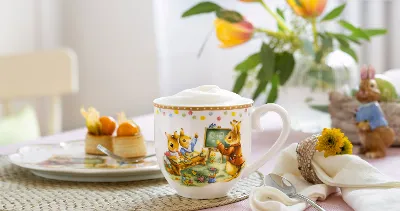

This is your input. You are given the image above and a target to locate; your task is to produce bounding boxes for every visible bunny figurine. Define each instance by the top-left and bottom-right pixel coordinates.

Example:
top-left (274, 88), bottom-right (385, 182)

top-left (355, 65), bottom-right (395, 158)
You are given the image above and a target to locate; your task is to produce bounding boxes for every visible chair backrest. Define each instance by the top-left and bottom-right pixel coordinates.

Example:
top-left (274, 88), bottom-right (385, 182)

top-left (0, 48), bottom-right (79, 135)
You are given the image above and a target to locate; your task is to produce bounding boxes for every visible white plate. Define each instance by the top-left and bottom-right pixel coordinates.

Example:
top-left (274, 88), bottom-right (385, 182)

top-left (7, 140), bottom-right (164, 182)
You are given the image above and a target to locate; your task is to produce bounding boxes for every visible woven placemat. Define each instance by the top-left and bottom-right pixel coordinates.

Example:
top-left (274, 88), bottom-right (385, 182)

top-left (0, 157), bottom-right (263, 211)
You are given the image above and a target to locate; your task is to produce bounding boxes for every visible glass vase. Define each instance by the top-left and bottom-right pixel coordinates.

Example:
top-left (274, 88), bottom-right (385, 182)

top-left (276, 50), bottom-right (359, 133)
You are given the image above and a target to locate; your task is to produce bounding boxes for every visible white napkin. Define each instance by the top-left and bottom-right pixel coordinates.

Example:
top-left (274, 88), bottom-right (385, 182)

top-left (250, 143), bottom-right (400, 211)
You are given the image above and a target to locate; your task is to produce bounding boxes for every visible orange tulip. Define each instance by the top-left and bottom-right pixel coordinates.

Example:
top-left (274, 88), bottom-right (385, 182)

top-left (286, 0), bottom-right (327, 18)
top-left (214, 18), bottom-right (254, 48)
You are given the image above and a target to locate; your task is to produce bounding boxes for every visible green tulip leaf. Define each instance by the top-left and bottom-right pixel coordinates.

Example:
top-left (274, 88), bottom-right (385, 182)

top-left (182, 2), bottom-right (222, 18)
top-left (275, 52), bottom-right (295, 85)
top-left (276, 8), bottom-right (285, 31)
top-left (276, 8), bottom-right (285, 20)
top-left (321, 3), bottom-right (346, 22)
top-left (266, 74), bottom-right (279, 103)
top-left (235, 53), bottom-right (260, 72)
top-left (216, 10), bottom-right (243, 23)
top-left (344, 35), bottom-right (361, 44)
top-left (326, 32), bottom-right (361, 45)
top-left (363, 29), bottom-right (387, 37)
top-left (258, 44), bottom-right (275, 80)
top-left (340, 45), bottom-right (358, 62)
top-left (232, 72), bottom-right (248, 94)
top-left (336, 36), bottom-right (350, 48)
top-left (252, 78), bottom-right (268, 100)
top-left (314, 34), bottom-right (332, 63)
top-left (339, 20), bottom-right (370, 41)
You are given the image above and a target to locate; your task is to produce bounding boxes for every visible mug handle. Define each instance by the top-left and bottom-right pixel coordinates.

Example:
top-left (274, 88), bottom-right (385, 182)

top-left (242, 103), bottom-right (291, 177)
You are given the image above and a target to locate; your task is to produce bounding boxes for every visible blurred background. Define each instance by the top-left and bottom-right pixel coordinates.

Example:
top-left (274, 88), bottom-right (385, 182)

top-left (0, 0), bottom-right (399, 143)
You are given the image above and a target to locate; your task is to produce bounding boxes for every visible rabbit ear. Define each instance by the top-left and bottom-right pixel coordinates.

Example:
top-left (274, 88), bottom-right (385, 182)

top-left (368, 66), bottom-right (376, 79)
top-left (360, 65), bottom-right (368, 80)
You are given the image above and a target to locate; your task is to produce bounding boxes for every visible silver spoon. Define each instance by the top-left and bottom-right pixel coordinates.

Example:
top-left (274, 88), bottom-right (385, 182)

top-left (265, 173), bottom-right (326, 211)
top-left (97, 144), bottom-right (156, 163)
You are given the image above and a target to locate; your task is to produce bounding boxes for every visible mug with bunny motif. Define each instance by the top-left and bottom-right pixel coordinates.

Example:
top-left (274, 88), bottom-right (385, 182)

top-left (153, 85), bottom-right (290, 199)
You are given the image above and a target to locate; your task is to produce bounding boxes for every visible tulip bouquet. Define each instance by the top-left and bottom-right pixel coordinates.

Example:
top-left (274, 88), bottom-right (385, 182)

top-left (182, 0), bottom-right (387, 103)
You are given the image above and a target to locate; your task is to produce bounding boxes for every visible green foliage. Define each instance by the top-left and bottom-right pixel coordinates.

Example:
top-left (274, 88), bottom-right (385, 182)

top-left (340, 45), bottom-right (358, 62)
top-left (364, 29), bottom-right (388, 37)
top-left (252, 78), bottom-right (268, 100)
top-left (232, 72), bottom-right (247, 94)
top-left (182, 2), bottom-right (222, 18)
top-left (235, 53), bottom-right (260, 72)
top-left (257, 44), bottom-right (275, 80)
top-left (321, 3), bottom-right (346, 21)
top-left (275, 52), bottom-right (295, 85)
top-left (267, 74), bottom-right (279, 103)
top-left (339, 20), bottom-right (370, 41)
top-left (315, 34), bottom-right (333, 63)
top-left (276, 8), bottom-right (285, 31)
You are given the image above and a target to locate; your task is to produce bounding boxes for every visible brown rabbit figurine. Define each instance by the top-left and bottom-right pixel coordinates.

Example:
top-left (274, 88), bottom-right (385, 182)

top-left (355, 65), bottom-right (394, 158)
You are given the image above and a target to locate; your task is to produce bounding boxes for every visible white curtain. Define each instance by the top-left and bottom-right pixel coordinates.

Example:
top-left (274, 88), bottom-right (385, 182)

top-left (153, 0), bottom-right (400, 96)
top-left (345, 0), bottom-right (400, 73)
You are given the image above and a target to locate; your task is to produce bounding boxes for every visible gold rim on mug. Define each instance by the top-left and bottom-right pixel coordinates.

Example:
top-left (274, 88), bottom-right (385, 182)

top-left (296, 134), bottom-right (324, 184)
top-left (153, 103), bottom-right (253, 111)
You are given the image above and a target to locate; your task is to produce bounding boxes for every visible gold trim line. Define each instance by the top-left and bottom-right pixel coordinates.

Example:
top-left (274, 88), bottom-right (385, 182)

top-left (153, 103), bottom-right (253, 111)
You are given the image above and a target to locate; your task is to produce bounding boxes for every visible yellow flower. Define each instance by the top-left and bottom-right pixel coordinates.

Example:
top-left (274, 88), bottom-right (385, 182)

top-left (339, 138), bottom-right (353, 155)
top-left (200, 116), bottom-right (206, 120)
top-left (286, 0), bottom-right (327, 18)
top-left (315, 128), bottom-right (345, 157)
top-left (174, 110), bottom-right (179, 114)
top-left (214, 18), bottom-right (254, 48)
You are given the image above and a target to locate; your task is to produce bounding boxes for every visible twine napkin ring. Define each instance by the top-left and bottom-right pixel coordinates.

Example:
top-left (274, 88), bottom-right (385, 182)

top-left (296, 134), bottom-right (323, 184)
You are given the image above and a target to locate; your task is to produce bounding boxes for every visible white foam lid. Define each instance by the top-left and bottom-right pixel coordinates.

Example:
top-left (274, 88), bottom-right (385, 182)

top-left (153, 85), bottom-right (253, 106)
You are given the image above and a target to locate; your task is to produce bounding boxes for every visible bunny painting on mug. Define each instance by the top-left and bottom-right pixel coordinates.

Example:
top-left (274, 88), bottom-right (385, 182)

top-left (355, 65), bottom-right (395, 158)
top-left (162, 120), bottom-right (245, 187)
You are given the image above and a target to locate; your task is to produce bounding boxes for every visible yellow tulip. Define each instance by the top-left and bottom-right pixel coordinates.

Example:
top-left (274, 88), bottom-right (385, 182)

top-left (214, 18), bottom-right (254, 48)
top-left (286, 0), bottom-right (327, 18)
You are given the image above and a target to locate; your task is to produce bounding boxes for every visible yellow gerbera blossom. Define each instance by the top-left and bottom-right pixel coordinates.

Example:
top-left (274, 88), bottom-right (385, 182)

top-left (339, 138), bottom-right (353, 155)
top-left (315, 128), bottom-right (346, 157)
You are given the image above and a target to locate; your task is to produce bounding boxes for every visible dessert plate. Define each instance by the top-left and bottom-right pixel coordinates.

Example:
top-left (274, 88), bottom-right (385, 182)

top-left (7, 140), bottom-right (163, 182)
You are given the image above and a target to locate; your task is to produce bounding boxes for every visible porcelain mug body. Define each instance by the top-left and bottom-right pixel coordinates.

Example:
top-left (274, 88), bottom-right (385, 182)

top-left (153, 93), bottom-right (290, 199)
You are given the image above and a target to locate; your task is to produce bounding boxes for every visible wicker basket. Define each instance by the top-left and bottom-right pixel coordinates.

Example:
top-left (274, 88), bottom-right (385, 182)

top-left (328, 91), bottom-right (400, 146)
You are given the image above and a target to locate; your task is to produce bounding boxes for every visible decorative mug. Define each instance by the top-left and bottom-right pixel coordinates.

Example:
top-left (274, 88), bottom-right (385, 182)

top-left (153, 85), bottom-right (290, 199)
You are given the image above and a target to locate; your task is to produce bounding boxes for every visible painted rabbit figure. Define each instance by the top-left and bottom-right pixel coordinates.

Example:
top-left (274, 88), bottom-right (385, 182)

top-left (355, 66), bottom-right (394, 158)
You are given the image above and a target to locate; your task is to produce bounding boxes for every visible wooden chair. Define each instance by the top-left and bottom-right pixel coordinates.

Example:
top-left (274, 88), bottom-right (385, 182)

top-left (0, 49), bottom-right (78, 138)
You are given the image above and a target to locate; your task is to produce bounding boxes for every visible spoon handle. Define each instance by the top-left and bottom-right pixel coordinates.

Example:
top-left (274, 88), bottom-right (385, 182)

top-left (294, 193), bottom-right (326, 211)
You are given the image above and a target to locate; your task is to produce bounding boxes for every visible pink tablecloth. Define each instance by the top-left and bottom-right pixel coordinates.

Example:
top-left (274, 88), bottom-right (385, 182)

top-left (2, 114), bottom-right (400, 211)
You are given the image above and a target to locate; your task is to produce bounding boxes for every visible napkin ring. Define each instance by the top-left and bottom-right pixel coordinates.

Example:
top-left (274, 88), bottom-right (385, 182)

top-left (296, 134), bottom-right (323, 184)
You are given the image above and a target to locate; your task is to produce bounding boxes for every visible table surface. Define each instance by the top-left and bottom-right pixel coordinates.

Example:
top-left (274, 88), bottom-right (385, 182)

top-left (2, 113), bottom-right (400, 211)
